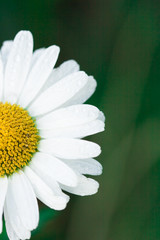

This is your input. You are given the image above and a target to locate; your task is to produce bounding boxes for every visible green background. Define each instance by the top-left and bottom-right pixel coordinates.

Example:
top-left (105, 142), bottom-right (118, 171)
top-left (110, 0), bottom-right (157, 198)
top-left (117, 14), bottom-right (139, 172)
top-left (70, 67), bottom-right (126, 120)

top-left (1, 0), bottom-right (160, 239)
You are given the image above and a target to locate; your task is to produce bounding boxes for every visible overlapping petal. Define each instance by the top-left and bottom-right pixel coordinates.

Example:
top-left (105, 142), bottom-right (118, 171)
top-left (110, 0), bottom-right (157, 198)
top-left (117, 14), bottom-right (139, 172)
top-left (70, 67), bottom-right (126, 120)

top-left (25, 166), bottom-right (69, 210)
top-left (4, 31), bottom-right (33, 104)
top-left (61, 158), bottom-right (103, 176)
top-left (4, 204), bottom-right (31, 240)
top-left (37, 104), bottom-right (104, 138)
top-left (18, 45), bottom-right (60, 108)
top-left (30, 152), bottom-right (78, 187)
top-left (28, 71), bottom-right (88, 116)
top-left (1, 40), bottom-right (13, 66)
top-left (6, 171), bottom-right (39, 231)
top-left (0, 30), bottom-right (105, 240)
top-left (61, 173), bottom-right (99, 196)
top-left (41, 59), bottom-right (80, 92)
top-left (38, 138), bottom-right (101, 159)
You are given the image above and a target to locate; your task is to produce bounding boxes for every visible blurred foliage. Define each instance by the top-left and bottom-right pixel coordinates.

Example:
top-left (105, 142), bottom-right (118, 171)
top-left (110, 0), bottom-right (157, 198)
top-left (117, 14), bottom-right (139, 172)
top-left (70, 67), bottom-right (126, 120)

top-left (1, 0), bottom-right (160, 239)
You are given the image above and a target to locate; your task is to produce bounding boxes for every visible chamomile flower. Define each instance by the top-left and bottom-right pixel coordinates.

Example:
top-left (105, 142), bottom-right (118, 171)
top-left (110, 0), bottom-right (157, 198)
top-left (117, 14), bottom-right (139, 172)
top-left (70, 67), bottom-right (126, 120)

top-left (0, 30), bottom-right (105, 240)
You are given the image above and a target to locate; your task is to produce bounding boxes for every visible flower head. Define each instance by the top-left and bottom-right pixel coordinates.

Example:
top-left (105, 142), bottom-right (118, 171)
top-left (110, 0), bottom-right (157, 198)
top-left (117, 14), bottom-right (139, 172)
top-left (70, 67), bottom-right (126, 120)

top-left (0, 30), bottom-right (105, 240)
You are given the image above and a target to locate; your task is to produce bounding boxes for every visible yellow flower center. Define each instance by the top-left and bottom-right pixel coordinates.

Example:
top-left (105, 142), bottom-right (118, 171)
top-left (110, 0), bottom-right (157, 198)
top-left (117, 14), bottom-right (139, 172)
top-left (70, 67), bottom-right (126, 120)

top-left (0, 102), bottom-right (39, 177)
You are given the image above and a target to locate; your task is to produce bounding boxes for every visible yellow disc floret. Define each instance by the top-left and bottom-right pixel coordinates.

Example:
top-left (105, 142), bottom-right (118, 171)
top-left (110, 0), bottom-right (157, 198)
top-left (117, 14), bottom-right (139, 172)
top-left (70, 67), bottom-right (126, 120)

top-left (0, 102), bottom-right (39, 177)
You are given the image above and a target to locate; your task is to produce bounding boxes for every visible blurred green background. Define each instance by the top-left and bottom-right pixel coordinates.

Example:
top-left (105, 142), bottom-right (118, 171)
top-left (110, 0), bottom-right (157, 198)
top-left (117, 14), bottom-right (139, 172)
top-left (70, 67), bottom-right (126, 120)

top-left (1, 0), bottom-right (160, 239)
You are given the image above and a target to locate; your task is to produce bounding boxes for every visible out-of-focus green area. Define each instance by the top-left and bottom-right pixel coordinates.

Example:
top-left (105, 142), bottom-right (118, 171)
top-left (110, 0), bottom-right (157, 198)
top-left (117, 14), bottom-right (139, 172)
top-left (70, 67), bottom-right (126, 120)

top-left (1, 0), bottom-right (160, 239)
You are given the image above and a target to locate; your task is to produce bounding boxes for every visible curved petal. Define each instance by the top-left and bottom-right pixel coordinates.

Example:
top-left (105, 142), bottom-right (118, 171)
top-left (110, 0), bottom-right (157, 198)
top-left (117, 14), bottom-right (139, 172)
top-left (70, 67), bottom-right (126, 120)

top-left (4, 198), bottom-right (31, 239)
top-left (61, 158), bottom-right (103, 176)
top-left (38, 138), bottom-right (101, 159)
top-left (62, 76), bottom-right (97, 107)
top-left (98, 111), bottom-right (105, 122)
top-left (1, 40), bottom-right (13, 66)
top-left (39, 120), bottom-right (104, 138)
top-left (7, 171), bottom-right (39, 231)
top-left (4, 31), bottom-right (33, 104)
top-left (28, 71), bottom-right (88, 116)
top-left (30, 152), bottom-right (78, 187)
top-left (31, 48), bottom-right (45, 68)
top-left (61, 174), bottom-right (99, 196)
top-left (0, 176), bottom-right (8, 233)
top-left (41, 59), bottom-right (80, 93)
top-left (18, 45), bottom-right (60, 108)
top-left (26, 165), bottom-right (69, 201)
top-left (37, 104), bottom-right (100, 129)
top-left (5, 218), bottom-right (19, 240)
top-left (24, 166), bottom-right (69, 210)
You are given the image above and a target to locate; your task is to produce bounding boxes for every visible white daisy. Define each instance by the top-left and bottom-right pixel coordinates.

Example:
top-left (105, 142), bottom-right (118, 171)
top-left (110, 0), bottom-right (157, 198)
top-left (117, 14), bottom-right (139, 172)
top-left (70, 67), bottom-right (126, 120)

top-left (0, 30), bottom-right (105, 240)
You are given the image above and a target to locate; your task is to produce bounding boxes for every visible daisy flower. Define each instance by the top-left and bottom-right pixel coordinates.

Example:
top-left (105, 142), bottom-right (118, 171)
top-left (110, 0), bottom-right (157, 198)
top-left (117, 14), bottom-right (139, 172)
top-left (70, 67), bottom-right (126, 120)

top-left (0, 30), bottom-right (105, 240)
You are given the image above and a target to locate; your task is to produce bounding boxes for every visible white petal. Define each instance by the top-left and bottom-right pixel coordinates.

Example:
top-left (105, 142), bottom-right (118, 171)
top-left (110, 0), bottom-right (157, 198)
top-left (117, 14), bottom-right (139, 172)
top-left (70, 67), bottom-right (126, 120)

top-left (61, 158), bottom-right (102, 176)
top-left (38, 138), bottom-right (101, 159)
top-left (28, 71), bottom-right (88, 116)
top-left (30, 152), bottom-right (78, 187)
top-left (4, 31), bottom-right (33, 104)
top-left (4, 198), bottom-right (31, 239)
top-left (0, 176), bottom-right (8, 233)
top-left (0, 55), bottom-right (4, 101)
top-left (37, 104), bottom-right (100, 129)
top-left (5, 212), bottom-right (19, 240)
top-left (61, 174), bottom-right (99, 196)
top-left (39, 120), bottom-right (104, 138)
top-left (62, 76), bottom-right (97, 107)
top-left (24, 166), bottom-right (69, 210)
top-left (27, 164), bottom-right (68, 199)
top-left (27, 165), bottom-right (69, 201)
top-left (7, 171), bottom-right (39, 231)
top-left (41, 59), bottom-right (80, 92)
top-left (1, 40), bottom-right (13, 66)
top-left (31, 48), bottom-right (45, 68)
top-left (26, 164), bottom-right (69, 202)
top-left (98, 111), bottom-right (105, 122)
top-left (18, 45), bottom-right (60, 108)
top-left (5, 218), bottom-right (19, 240)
